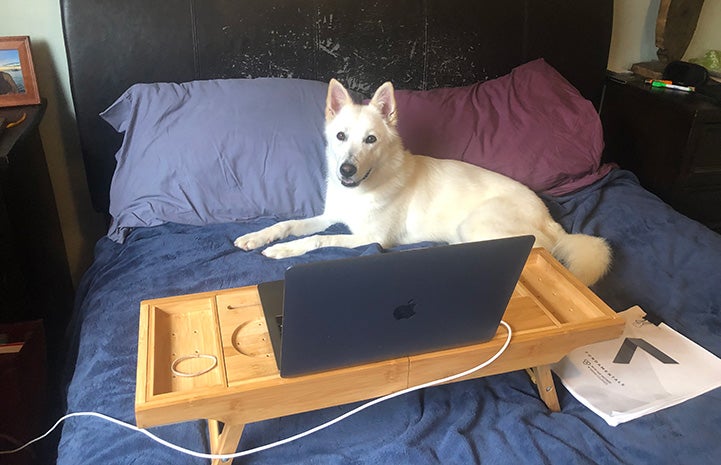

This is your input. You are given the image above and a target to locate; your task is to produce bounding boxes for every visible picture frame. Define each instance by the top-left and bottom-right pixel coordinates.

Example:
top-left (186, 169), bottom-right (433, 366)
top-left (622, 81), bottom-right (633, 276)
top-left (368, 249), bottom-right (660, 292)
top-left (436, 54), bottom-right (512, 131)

top-left (0, 36), bottom-right (40, 108)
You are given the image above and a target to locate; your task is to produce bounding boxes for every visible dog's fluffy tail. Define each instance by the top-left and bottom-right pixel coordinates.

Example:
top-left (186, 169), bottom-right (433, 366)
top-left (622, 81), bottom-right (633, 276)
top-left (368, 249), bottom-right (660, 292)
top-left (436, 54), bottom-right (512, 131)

top-left (551, 233), bottom-right (611, 287)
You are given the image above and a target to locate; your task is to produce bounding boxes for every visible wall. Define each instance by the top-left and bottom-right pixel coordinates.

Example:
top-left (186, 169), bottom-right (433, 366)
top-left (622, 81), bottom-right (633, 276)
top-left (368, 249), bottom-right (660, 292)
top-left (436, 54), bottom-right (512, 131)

top-left (686, 0), bottom-right (721, 61)
top-left (0, 0), bottom-right (719, 286)
top-left (609, 0), bottom-right (721, 72)
top-left (0, 0), bottom-right (106, 287)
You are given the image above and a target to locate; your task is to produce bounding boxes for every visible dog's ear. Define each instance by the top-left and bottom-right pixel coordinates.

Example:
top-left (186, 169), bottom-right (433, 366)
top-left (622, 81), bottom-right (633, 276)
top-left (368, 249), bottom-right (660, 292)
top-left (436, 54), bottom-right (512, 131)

top-left (326, 79), bottom-right (353, 121)
top-left (369, 81), bottom-right (397, 126)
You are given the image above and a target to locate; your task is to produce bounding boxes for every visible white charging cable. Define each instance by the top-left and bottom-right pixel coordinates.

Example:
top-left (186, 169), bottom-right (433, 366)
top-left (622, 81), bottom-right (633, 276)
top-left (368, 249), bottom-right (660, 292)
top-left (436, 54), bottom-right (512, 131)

top-left (1, 321), bottom-right (512, 461)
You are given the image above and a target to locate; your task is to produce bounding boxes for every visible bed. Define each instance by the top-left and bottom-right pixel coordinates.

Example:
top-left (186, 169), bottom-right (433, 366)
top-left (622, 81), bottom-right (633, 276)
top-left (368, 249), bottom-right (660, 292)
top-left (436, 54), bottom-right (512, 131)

top-left (56, 1), bottom-right (721, 464)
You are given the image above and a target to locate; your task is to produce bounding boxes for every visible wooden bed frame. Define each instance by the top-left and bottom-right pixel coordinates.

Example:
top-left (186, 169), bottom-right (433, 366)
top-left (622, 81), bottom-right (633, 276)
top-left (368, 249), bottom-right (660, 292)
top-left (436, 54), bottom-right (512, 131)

top-left (61, 0), bottom-right (616, 456)
top-left (59, 2), bottom-right (619, 462)
top-left (60, 0), bottom-right (613, 214)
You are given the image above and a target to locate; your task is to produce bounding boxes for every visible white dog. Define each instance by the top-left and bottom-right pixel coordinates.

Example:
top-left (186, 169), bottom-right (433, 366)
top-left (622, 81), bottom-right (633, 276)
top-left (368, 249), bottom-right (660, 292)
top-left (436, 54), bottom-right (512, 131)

top-left (234, 79), bottom-right (611, 286)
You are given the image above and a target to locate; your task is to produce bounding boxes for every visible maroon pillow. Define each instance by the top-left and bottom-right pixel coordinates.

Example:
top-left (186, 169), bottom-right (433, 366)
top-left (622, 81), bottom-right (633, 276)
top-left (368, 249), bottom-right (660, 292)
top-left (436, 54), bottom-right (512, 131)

top-left (394, 59), bottom-right (613, 195)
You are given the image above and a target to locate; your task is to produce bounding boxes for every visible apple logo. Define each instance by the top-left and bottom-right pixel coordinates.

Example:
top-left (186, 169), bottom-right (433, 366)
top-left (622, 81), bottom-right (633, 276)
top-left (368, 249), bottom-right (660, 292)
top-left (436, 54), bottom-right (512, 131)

top-left (393, 299), bottom-right (417, 320)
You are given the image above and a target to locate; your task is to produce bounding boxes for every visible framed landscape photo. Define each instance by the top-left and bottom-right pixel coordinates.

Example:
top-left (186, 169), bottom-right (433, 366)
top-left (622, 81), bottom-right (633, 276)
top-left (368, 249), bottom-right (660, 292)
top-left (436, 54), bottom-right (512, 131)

top-left (0, 36), bottom-right (40, 107)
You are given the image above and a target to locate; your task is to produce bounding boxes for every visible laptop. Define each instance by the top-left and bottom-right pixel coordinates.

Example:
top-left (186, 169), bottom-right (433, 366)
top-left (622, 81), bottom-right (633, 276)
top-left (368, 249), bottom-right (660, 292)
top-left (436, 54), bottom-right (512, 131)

top-left (258, 235), bottom-right (534, 377)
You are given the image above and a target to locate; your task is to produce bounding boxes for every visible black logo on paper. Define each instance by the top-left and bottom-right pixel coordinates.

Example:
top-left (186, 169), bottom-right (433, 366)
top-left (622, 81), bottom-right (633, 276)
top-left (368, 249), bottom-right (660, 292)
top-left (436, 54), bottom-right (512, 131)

top-left (613, 338), bottom-right (678, 365)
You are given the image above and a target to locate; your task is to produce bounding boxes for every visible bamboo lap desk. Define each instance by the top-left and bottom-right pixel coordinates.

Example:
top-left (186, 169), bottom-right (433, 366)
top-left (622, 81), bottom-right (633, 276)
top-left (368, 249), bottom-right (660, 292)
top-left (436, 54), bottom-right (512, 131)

top-left (135, 249), bottom-right (624, 464)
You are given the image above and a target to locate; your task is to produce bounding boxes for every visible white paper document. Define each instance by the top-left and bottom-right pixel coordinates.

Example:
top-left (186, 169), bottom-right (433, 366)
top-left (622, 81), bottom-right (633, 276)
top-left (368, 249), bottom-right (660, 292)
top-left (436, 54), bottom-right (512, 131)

top-left (552, 306), bottom-right (721, 426)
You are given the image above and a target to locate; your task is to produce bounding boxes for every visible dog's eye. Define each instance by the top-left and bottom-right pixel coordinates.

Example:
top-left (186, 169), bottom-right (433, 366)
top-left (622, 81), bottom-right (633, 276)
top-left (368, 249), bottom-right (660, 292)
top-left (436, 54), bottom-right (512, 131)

top-left (364, 135), bottom-right (377, 144)
top-left (336, 132), bottom-right (346, 141)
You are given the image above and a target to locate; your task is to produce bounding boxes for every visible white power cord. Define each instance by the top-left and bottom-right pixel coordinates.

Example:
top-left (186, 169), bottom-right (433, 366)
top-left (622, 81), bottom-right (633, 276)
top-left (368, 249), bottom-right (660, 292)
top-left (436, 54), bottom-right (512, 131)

top-left (1, 321), bottom-right (512, 461)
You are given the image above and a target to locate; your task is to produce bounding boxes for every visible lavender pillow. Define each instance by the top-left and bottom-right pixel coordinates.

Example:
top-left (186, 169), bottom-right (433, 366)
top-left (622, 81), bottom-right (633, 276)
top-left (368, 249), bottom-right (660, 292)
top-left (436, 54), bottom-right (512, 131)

top-left (394, 59), bottom-right (613, 195)
top-left (101, 78), bottom-right (358, 243)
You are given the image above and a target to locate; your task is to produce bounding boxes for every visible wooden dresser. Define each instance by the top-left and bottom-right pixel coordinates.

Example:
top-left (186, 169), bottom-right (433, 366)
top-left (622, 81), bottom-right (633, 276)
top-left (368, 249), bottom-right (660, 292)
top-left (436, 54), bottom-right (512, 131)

top-left (601, 75), bottom-right (721, 232)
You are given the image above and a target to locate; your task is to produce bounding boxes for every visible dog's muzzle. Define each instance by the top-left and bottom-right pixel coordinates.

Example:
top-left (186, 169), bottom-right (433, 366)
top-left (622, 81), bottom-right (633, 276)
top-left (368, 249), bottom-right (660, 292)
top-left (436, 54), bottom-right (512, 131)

top-left (339, 162), bottom-right (371, 188)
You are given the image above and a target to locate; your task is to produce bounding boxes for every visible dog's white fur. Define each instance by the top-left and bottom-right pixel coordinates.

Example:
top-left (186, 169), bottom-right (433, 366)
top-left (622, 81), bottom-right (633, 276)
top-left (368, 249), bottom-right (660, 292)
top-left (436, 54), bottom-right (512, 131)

top-left (234, 79), bottom-right (611, 286)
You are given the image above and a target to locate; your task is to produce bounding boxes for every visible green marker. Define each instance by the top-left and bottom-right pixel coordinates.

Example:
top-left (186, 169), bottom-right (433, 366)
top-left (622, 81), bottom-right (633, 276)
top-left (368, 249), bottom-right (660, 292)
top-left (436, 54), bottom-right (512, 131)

top-left (649, 80), bottom-right (695, 92)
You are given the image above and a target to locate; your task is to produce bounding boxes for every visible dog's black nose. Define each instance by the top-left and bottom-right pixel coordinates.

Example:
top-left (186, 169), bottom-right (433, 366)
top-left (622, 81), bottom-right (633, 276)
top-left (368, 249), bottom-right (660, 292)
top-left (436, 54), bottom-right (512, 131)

top-left (340, 162), bottom-right (357, 178)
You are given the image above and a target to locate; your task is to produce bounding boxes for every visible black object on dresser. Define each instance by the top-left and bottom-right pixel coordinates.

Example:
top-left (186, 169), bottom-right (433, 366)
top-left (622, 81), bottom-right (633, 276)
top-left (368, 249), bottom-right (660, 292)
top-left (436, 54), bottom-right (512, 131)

top-left (600, 75), bottom-right (721, 232)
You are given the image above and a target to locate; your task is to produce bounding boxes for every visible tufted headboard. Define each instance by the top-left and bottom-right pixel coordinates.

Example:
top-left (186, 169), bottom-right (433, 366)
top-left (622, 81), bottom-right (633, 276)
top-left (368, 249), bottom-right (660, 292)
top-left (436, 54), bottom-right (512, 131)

top-left (61, 0), bottom-right (613, 213)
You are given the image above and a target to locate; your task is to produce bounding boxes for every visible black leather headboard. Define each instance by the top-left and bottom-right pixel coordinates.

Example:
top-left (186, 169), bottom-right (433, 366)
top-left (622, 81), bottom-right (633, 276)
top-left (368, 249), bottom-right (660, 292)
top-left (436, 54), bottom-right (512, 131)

top-left (61, 0), bottom-right (613, 213)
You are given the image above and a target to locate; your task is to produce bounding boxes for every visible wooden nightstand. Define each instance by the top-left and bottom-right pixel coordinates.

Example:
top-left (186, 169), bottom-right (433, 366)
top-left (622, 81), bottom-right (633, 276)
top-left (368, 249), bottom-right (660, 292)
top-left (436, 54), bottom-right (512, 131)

top-left (600, 75), bottom-right (721, 232)
top-left (0, 102), bottom-right (74, 463)
top-left (0, 101), bottom-right (74, 325)
top-left (0, 320), bottom-right (46, 465)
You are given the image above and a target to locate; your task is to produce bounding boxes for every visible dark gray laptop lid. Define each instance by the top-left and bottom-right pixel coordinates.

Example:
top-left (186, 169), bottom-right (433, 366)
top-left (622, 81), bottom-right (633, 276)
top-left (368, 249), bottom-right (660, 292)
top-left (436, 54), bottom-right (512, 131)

top-left (260, 235), bottom-right (534, 377)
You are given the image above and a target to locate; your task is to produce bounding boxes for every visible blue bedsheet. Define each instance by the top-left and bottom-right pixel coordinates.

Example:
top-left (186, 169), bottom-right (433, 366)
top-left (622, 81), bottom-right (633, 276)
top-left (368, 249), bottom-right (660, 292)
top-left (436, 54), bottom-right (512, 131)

top-left (57, 170), bottom-right (721, 465)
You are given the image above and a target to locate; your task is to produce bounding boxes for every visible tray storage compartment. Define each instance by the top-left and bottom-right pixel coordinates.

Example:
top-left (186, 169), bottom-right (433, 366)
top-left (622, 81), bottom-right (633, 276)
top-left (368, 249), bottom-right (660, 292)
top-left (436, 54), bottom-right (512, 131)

top-left (517, 250), bottom-right (612, 324)
top-left (137, 296), bottom-right (227, 411)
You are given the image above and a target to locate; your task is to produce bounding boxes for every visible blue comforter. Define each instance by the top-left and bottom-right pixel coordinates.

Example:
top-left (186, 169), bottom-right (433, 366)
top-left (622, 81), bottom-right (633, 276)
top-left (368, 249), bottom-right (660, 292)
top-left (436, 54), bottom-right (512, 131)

top-left (57, 170), bottom-right (721, 465)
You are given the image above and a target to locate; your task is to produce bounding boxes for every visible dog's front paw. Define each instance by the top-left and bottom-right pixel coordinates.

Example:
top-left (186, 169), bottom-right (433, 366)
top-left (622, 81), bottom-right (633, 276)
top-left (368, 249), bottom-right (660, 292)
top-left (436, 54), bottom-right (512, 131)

top-left (262, 244), bottom-right (302, 259)
top-left (262, 237), bottom-right (318, 259)
top-left (234, 231), bottom-right (274, 251)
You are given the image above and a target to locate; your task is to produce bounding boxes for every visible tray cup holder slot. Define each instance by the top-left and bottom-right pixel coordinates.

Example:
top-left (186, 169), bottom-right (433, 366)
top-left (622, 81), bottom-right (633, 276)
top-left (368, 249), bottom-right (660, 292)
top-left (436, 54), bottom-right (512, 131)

top-left (231, 318), bottom-right (273, 358)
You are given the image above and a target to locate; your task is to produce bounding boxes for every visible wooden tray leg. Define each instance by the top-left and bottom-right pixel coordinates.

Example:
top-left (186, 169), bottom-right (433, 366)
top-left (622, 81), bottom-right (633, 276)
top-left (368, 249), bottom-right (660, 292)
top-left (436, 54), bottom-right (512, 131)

top-left (526, 365), bottom-right (561, 412)
top-left (209, 420), bottom-right (245, 465)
